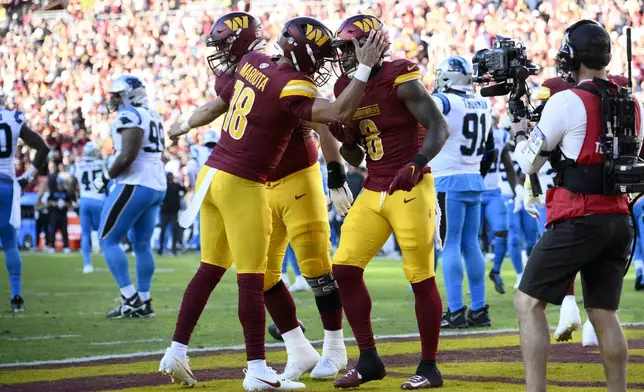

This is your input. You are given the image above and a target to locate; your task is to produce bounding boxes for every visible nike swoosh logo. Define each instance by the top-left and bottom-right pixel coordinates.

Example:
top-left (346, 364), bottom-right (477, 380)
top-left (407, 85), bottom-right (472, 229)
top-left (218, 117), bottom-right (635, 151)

top-left (450, 315), bottom-right (460, 322)
top-left (407, 65), bottom-right (416, 71)
top-left (404, 198), bottom-right (416, 203)
top-left (251, 377), bottom-right (281, 388)
top-left (295, 193), bottom-right (306, 200)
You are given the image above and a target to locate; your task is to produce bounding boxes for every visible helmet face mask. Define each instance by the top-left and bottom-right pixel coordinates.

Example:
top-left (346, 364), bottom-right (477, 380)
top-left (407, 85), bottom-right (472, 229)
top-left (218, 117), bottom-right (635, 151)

top-left (106, 76), bottom-right (146, 113)
top-left (332, 38), bottom-right (359, 77)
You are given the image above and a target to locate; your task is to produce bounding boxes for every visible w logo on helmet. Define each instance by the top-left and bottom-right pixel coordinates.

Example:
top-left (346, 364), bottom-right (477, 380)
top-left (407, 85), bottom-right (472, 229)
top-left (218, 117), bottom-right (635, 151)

top-left (352, 17), bottom-right (381, 33)
top-left (305, 24), bottom-right (330, 46)
top-left (224, 15), bottom-right (249, 31)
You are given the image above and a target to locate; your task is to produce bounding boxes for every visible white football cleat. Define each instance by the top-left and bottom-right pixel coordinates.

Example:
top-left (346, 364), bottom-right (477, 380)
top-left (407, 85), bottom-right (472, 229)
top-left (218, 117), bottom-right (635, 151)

top-left (582, 319), bottom-right (599, 347)
top-left (83, 265), bottom-right (94, 274)
top-left (513, 273), bottom-right (523, 290)
top-left (310, 352), bottom-right (348, 379)
top-left (281, 343), bottom-right (320, 381)
top-left (159, 348), bottom-right (197, 387)
top-left (243, 366), bottom-right (305, 391)
top-left (554, 295), bottom-right (581, 342)
top-left (288, 276), bottom-right (309, 293)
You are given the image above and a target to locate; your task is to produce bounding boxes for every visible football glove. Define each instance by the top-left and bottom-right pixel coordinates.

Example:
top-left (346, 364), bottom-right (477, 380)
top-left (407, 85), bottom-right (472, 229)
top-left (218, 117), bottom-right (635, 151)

top-left (513, 184), bottom-right (525, 214)
top-left (93, 172), bottom-right (111, 193)
top-left (523, 178), bottom-right (543, 220)
top-left (327, 161), bottom-right (353, 217)
top-left (388, 154), bottom-right (428, 195)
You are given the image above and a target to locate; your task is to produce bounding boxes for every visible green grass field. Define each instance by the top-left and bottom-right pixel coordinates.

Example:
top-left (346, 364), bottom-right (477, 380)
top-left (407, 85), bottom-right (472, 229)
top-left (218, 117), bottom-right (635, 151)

top-left (1, 252), bottom-right (644, 391)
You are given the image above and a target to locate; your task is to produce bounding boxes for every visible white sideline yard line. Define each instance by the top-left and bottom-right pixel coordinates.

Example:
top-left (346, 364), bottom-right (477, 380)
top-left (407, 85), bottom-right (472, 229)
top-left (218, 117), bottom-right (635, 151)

top-left (2, 334), bottom-right (80, 341)
top-left (2, 322), bottom-right (644, 369)
top-left (90, 338), bottom-right (166, 346)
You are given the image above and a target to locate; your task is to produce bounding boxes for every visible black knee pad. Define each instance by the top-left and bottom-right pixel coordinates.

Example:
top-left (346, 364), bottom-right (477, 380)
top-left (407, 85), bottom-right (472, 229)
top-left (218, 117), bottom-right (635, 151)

top-left (306, 273), bottom-right (342, 312)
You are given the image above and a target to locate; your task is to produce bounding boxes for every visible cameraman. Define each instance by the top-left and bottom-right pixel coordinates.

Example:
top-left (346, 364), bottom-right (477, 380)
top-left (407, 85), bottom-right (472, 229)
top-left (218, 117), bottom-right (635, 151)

top-left (511, 20), bottom-right (643, 392)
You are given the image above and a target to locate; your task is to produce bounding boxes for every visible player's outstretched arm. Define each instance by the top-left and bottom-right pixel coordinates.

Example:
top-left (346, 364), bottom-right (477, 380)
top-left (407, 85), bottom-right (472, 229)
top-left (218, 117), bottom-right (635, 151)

top-left (308, 30), bottom-right (388, 124)
top-left (387, 79), bottom-right (448, 194)
top-left (18, 124), bottom-right (50, 186)
top-left (399, 79), bottom-right (448, 163)
top-left (168, 97), bottom-right (229, 142)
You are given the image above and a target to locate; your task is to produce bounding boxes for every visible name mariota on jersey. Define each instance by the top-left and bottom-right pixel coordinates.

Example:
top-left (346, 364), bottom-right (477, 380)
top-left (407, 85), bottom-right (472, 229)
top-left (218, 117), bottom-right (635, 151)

top-left (238, 62), bottom-right (270, 91)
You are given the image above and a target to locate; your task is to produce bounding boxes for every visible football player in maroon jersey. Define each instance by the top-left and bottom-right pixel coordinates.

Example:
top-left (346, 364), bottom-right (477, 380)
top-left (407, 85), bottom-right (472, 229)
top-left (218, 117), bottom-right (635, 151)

top-left (327, 14), bottom-right (449, 390)
top-left (164, 15), bottom-right (387, 391)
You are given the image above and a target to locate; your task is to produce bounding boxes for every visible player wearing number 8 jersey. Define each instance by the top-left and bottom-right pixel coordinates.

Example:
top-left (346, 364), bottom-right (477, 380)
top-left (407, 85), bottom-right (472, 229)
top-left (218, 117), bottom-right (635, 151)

top-left (329, 14), bottom-right (449, 390)
top-left (430, 56), bottom-right (493, 329)
top-left (95, 75), bottom-right (167, 319)
top-left (167, 16), bottom-right (387, 391)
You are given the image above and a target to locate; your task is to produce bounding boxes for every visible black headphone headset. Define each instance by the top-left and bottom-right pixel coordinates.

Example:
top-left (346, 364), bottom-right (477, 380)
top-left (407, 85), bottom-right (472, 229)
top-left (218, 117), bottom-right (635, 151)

top-left (558, 20), bottom-right (612, 71)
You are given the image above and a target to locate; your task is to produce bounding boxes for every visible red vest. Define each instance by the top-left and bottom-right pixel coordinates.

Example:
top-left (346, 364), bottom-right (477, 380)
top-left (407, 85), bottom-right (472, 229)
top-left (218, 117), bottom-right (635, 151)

top-left (545, 83), bottom-right (641, 226)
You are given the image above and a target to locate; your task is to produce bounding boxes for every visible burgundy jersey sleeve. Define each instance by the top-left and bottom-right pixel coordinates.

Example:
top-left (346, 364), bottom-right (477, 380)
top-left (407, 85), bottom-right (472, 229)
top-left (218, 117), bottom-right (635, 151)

top-left (278, 76), bottom-right (318, 122)
top-left (215, 72), bottom-right (234, 96)
top-left (388, 59), bottom-right (422, 91)
top-left (333, 76), bottom-right (350, 98)
top-left (218, 79), bottom-right (235, 104)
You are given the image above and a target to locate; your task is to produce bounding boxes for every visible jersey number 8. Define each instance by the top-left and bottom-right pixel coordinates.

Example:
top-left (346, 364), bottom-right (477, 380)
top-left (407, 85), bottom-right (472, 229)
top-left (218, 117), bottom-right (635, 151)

top-left (223, 80), bottom-right (256, 140)
top-left (460, 113), bottom-right (486, 157)
top-left (359, 119), bottom-right (384, 161)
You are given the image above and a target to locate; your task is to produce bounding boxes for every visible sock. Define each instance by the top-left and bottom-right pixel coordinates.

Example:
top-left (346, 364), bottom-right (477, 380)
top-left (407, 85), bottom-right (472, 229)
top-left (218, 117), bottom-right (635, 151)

top-left (133, 240), bottom-right (155, 293)
top-left (441, 239), bottom-right (464, 311)
top-left (562, 294), bottom-right (576, 308)
top-left (238, 273), bottom-right (266, 361)
top-left (322, 329), bottom-right (345, 355)
top-left (282, 327), bottom-right (310, 353)
top-left (4, 248), bottom-right (21, 297)
top-left (264, 280), bottom-right (299, 333)
top-left (139, 291), bottom-right (150, 302)
top-left (567, 280), bottom-right (575, 296)
top-left (81, 231), bottom-right (92, 266)
top-left (355, 347), bottom-right (385, 380)
top-left (492, 236), bottom-right (507, 273)
top-left (411, 277), bottom-right (442, 361)
top-left (173, 263), bottom-right (226, 345)
top-left (170, 341), bottom-right (188, 357)
top-left (120, 284), bottom-right (136, 299)
top-left (333, 265), bottom-right (375, 350)
top-left (247, 359), bottom-right (267, 372)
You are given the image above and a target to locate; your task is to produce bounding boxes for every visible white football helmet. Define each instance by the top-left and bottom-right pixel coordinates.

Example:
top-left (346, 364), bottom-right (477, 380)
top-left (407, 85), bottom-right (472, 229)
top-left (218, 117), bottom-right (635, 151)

top-left (435, 56), bottom-right (473, 93)
top-left (203, 129), bottom-right (220, 146)
top-left (82, 142), bottom-right (100, 159)
top-left (107, 75), bottom-right (148, 112)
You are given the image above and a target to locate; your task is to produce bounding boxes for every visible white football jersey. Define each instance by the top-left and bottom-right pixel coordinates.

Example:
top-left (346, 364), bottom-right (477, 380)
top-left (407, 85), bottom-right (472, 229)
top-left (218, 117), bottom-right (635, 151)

top-left (70, 158), bottom-right (107, 200)
top-left (0, 107), bottom-right (25, 180)
top-left (429, 92), bottom-right (493, 177)
top-left (484, 128), bottom-right (509, 191)
top-left (499, 151), bottom-right (522, 197)
top-left (538, 160), bottom-right (556, 192)
top-left (110, 106), bottom-right (167, 192)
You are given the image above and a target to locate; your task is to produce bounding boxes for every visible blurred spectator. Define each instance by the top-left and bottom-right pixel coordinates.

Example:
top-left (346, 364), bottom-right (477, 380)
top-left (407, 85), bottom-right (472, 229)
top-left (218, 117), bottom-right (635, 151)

top-left (159, 171), bottom-right (186, 256)
top-left (347, 165), bottom-right (366, 199)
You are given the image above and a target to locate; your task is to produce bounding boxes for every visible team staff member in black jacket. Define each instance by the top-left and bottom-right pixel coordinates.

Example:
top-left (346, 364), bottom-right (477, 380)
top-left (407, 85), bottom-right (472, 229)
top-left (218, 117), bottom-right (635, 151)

top-left (511, 20), bottom-right (644, 392)
top-left (158, 172), bottom-right (186, 256)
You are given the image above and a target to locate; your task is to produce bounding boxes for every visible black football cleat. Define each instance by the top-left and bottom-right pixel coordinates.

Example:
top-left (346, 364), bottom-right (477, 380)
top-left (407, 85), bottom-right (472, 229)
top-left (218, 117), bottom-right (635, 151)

top-left (107, 293), bottom-right (145, 319)
top-left (401, 360), bottom-right (443, 389)
top-left (467, 304), bottom-right (492, 327)
top-left (441, 306), bottom-right (468, 329)
top-left (635, 273), bottom-right (644, 291)
top-left (10, 295), bottom-right (25, 313)
top-left (488, 269), bottom-right (506, 294)
top-left (136, 299), bottom-right (155, 318)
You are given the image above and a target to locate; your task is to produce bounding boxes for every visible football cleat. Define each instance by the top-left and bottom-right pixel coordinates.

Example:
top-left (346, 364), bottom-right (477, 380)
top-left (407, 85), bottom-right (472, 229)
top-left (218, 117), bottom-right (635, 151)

top-left (10, 295), bottom-right (25, 313)
top-left (333, 366), bottom-right (386, 389)
top-left (582, 319), bottom-right (598, 347)
top-left (281, 342), bottom-right (320, 381)
top-left (554, 296), bottom-right (581, 342)
top-left (159, 348), bottom-right (197, 387)
top-left (467, 305), bottom-right (491, 327)
top-left (440, 306), bottom-right (468, 329)
top-left (83, 264), bottom-right (94, 274)
top-left (635, 271), bottom-right (644, 291)
top-left (136, 299), bottom-right (155, 318)
top-left (107, 293), bottom-right (144, 319)
top-left (401, 361), bottom-right (443, 389)
top-left (242, 366), bottom-right (305, 391)
top-left (311, 345), bottom-right (348, 380)
top-left (488, 270), bottom-right (505, 294)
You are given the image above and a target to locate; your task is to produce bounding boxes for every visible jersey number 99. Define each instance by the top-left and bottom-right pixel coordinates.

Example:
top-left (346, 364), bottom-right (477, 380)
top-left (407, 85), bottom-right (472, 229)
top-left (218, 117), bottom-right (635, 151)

top-left (223, 80), bottom-right (256, 140)
top-left (144, 122), bottom-right (165, 153)
top-left (359, 119), bottom-right (384, 161)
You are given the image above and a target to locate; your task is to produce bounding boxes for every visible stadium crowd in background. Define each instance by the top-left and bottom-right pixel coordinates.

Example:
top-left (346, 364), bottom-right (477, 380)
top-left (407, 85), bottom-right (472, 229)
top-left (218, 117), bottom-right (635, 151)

top-left (1, 0), bottom-right (642, 199)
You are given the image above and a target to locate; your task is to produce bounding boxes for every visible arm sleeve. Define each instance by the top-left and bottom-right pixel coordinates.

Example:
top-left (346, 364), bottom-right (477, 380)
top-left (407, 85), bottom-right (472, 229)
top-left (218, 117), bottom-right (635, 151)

top-left (279, 78), bottom-right (318, 122)
top-left (515, 91), bottom-right (572, 175)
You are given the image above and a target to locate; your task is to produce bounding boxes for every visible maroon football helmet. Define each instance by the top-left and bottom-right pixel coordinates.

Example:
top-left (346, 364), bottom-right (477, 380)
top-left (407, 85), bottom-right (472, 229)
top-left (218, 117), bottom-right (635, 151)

top-left (333, 14), bottom-right (389, 77)
top-left (206, 12), bottom-right (264, 77)
top-left (276, 17), bottom-right (336, 87)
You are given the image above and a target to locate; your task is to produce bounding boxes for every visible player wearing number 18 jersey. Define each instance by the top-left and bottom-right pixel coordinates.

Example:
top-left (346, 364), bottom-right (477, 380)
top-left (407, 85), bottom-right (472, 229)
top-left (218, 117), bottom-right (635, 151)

top-left (96, 75), bottom-right (167, 319)
top-left (165, 16), bottom-right (386, 391)
top-left (329, 14), bottom-right (449, 390)
top-left (430, 56), bottom-right (493, 329)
